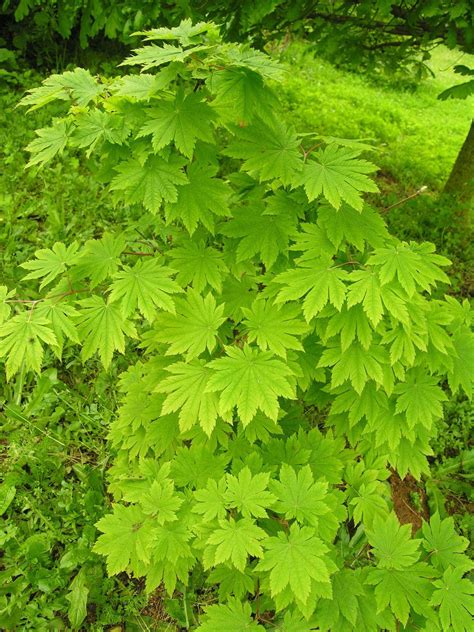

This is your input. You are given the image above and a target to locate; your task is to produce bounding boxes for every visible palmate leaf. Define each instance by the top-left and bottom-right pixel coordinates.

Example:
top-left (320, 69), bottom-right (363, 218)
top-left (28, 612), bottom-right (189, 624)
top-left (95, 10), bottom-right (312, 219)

top-left (298, 145), bottom-right (378, 211)
top-left (318, 342), bottom-right (385, 394)
top-left (394, 371), bottom-right (446, 429)
top-left (169, 239), bottom-right (229, 293)
top-left (194, 478), bottom-right (228, 522)
top-left (35, 301), bottom-right (80, 352)
top-left (75, 233), bottom-right (126, 287)
top-left (152, 290), bottom-right (226, 358)
top-left (430, 567), bottom-right (474, 632)
top-left (224, 120), bottom-right (303, 186)
top-left (26, 119), bottom-right (70, 167)
top-left (274, 258), bottom-right (348, 321)
top-left (197, 598), bottom-right (264, 632)
top-left (120, 43), bottom-right (191, 70)
top-left (20, 242), bottom-right (79, 289)
top-left (270, 464), bottom-right (329, 527)
top-left (109, 259), bottom-right (182, 320)
top-left (139, 479), bottom-right (183, 525)
top-left (157, 360), bottom-right (220, 434)
top-left (256, 524), bottom-right (331, 605)
top-left (367, 242), bottom-right (450, 296)
top-left (0, 311), bottom-right (57, 379)
top-left (448, 330), bottom-right (474, 397)
top-left (421, 512), bottom-right (470, 571)
top-left (110, 154), bottom-right (188, 212)
top-left (317, 203), bottom-right (389, 251)
top-left (206, 345), bottom-right (295, 424)
top-left (165, 162), bottom-right (231, 234)
top-left (347, 270), bottom-right (384, 327)
top-left (367, 564), bottom-right (435, 627)
top-left (205, 517), bottom-right (266, 571)
top-left (20, 67), bottom-right (102, 111)
top-left (94, 504), bottom-right (155, 575)
top-left (225, 467), bottom-right (276, 518)
top-left (208, 67), bottom-right (277, 124)
top-left (139, 19), bottom-right (213, 46)
top-left (76, 297), bottom-right (137, 368)
top-left (221, 204), bottom-right (298, 269)
top-left (241, 299), bottom-right (308, 358)
top-left (71, 110), bottom-right (130, 151)
top-left (367, 513), bottom-right (420, 569)
top-left (138, 91), bottom-right (215, 158)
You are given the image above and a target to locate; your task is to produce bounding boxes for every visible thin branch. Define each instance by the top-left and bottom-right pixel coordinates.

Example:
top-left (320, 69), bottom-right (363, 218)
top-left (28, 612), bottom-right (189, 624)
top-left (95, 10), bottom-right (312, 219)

top-left (382, 186), bottom-right (428, 213)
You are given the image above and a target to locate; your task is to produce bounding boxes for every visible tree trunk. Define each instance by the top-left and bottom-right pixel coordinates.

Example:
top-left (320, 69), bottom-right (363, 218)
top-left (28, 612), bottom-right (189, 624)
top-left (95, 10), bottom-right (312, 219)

top-left (444, 119), bottom-right (474, 201)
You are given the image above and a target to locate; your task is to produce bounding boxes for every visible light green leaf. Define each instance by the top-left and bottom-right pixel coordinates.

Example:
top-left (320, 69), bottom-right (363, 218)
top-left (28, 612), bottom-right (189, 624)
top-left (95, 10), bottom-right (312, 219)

top-left (76, 296), bottom-right (137, 368)
top-left (298, 145), bottom-right (378, 211)
top-left (110, 259), bottom-right (182, 320)
top-left (207, 345), bottom-right (295, 424)
top-left (21, 242), bottom-right (78, 289)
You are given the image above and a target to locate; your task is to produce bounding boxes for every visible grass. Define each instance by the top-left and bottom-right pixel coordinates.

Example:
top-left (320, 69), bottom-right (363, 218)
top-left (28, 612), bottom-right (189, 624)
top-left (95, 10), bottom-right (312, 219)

top-left (280, 44), bottom-right (474, 192)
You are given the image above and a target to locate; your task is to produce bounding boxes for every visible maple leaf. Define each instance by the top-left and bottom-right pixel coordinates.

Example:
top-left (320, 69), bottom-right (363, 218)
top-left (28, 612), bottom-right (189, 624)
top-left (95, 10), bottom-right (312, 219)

top-left (139, 19), bottom-right (212, 46)
top-left (274, 258), bottom-right (348, 321)
top-left (169, 239), bottom-right (228, 293)
top-left (297, 145), bottom-right (378, 211)
top-left (75, 234), bottom-right (125, 287)
top-left (193, 478), bottom-right (228, 522)
top-left (225, 467), bottom-right (276, 518)
top-left (347, 270), bottom-right (384, 327)
top-left (197, 598), bottom-right (264, 632)
top-left (318, 343), bottom-right (385, 394)
top-left (394, 371), bottom-right (446, 429)
top-left (367, 513), bottom-right (420, 569)
top-left (430, 567), bottom-right (474, 632)
top-left (256, 524), bottom-right (331, 604)
top-left (324, 305), bottom-right (373, 351)
top-left (317, 202), bottom-right (389, 252)
top-left (421, 512), bottom-right (470, 570)
top-left (205, 517), bottom-right (266, 571)
top-left (138, 91), bottom-right (215, 157)
top-left (368, 242), bottom-right (450, 296)
top-left (76, 296), bottom-right (137, 368)
top-left (26, 119), bottom-right (70, 167)
top-left (94, 504), bottom-right (155, 575)
top-left (71, 110), bottom-right (129, 151)
top-left (157, 360), bottom-right (220, 434)
top-left (221, 205), bottom-right (297, 269)
top-left (120, 43), bottom-right (190, 70)
top-left (208, 67), bottom-right (277, 124)
top-left (109, 259), bottom-right (182, 320)
top-left (241, 299), bottom-right (308, 357)
top-left (206, 345), bottom-right (295, 424)
top-left (0, 311), bottom-right (57, 379)
top-left (165, 162), bottom-right (231, 234)
top-left (448, 330), bottom-right (474, 398)
top-left (111, 154), bottom-right (188, 212)
top-left (35, 301), bottom-right (80, 352)
top-left (139, 479), bottom-right (183, 525)
top-left (20, 242), bottom-right (78, 289)
top-left (20, 68), bottom-right (102, 111)
top-left (224, 120), bottom-right (303, 186)
top-left (367, 564), bottom-right (436, 627)
top-left (289, 223), bottom-right (337, 262)
top-left (152, 290), bottom-right (226, 358)
top-left (270, 464), bottom-right (329, 526)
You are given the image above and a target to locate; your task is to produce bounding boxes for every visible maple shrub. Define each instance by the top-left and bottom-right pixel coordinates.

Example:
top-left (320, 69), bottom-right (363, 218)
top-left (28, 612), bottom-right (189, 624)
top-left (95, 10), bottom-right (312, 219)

top-left (2, 21), bottom-right (473, 631)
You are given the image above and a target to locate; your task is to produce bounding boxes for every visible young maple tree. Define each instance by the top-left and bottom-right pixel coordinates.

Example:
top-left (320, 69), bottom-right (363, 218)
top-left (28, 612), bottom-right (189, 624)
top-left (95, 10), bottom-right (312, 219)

top-left (1, 20), bottom-right (473, 631)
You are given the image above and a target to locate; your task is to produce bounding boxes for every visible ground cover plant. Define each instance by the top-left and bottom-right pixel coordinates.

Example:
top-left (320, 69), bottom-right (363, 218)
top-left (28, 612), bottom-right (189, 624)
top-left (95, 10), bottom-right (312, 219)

top-left (1, 20), bottom-right (473, 630)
